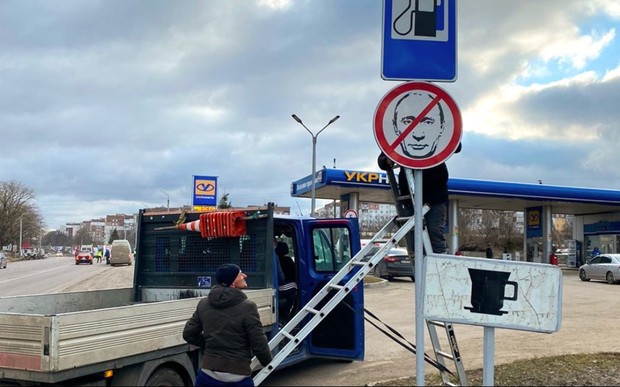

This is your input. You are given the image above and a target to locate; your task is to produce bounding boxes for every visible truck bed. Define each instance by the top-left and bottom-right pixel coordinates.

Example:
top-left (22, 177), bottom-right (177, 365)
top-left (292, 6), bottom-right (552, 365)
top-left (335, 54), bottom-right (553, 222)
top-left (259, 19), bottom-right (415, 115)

top-left (0, 287), bottom-right (274, 377)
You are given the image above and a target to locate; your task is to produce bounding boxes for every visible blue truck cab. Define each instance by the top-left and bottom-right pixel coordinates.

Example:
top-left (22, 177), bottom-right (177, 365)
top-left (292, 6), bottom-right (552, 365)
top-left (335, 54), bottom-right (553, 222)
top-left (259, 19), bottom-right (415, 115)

top-left (134, 203), bottom-right (364, 374)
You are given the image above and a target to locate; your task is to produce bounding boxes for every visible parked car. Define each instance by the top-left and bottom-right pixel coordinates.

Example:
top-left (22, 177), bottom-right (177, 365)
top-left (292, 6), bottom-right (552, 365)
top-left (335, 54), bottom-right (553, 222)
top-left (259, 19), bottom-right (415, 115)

top-left (579, 254), bottom-right (620, 284)
top-left (75, 251), bottom-right (93, 265)
top-left (361, 239), bottom-right (388, 261)
top-left (110, 239), bottom-right (133, 266)
top-left (373, 247), bottom-right (414, 282)
top-left (0, 252), bottom-right (7, 269)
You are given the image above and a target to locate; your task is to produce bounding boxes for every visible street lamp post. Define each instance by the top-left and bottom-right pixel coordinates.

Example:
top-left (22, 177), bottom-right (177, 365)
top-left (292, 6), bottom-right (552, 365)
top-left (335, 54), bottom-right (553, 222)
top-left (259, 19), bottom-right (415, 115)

top-left (19, 216), bottom-right (23, 258)
top-left (291, 114), bottom-right (340, 217)
top-left (161, 190), bottom-right (170, 212)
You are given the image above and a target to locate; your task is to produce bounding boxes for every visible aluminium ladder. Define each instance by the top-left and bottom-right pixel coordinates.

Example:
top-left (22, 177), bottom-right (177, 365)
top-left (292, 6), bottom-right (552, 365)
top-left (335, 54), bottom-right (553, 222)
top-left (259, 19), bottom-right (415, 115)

top-left (386, 166), bottom-right (468, 386)
top-left (251, 207), bottom-right (422, 385)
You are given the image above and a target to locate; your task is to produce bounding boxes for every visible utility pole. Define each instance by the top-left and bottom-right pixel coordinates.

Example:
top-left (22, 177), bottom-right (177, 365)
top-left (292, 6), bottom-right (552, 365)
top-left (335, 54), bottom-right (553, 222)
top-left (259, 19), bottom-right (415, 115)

top-left (19, 216), bottom-right (23, 258)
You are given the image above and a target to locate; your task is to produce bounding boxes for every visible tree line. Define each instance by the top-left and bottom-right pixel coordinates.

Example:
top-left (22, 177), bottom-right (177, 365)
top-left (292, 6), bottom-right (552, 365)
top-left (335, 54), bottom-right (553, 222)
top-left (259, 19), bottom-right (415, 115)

top-left (0, 180), bottom-right (136, 252)
top-left (0, 181), bottom-right (43, 250)
top-left (359, 208), bottom-right (573, 253)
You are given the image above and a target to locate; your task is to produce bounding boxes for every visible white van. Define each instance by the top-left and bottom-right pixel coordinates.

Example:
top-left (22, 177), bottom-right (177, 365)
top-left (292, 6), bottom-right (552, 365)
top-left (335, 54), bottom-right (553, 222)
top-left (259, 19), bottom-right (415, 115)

top-left (110, 239), bottom-right (133, 266)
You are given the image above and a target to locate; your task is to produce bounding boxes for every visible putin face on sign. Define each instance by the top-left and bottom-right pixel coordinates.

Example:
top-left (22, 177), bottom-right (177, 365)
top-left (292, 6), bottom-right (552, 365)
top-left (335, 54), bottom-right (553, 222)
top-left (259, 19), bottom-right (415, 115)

top-left (392, 92), bottom-right (445, 159)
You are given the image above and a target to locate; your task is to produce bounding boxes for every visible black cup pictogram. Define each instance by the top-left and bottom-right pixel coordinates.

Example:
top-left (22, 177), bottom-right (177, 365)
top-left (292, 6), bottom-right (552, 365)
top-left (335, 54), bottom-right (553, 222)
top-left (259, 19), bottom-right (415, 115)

top-left (464, 268), bottom-right (518, 316)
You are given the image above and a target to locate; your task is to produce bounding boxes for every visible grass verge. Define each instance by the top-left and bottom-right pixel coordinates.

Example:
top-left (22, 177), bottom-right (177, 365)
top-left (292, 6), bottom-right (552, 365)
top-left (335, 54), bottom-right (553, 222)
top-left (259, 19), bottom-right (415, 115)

top-left (372, 352), bottom-right (620, 386)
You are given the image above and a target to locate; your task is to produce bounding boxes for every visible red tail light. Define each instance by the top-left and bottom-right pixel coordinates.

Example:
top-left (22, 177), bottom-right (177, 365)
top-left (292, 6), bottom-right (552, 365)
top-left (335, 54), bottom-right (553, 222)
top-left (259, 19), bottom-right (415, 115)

top-left (384, 256), bottom-right (397, 263)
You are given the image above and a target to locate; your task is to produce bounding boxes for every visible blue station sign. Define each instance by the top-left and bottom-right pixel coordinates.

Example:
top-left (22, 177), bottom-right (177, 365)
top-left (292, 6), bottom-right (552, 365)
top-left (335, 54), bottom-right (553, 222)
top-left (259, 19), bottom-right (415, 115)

top-left (381, 0), bottom-right (457, 82)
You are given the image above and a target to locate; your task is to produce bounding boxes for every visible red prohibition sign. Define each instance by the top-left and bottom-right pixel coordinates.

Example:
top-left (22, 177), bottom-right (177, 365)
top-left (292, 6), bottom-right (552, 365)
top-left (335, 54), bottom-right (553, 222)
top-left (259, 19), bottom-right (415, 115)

top-left (373, 81), bottom-right (462, 169)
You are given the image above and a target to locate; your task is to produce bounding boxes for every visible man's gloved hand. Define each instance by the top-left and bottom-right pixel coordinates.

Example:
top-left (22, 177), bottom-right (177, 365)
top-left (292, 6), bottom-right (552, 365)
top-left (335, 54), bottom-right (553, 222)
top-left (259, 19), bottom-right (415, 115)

top-left (377, 153), bottom-right (395, 171)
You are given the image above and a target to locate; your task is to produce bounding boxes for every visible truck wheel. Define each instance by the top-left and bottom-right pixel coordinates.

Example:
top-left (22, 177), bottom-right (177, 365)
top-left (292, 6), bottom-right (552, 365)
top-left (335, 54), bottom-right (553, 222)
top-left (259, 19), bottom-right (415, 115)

top-left (145, 367), bottom-right (184, 386)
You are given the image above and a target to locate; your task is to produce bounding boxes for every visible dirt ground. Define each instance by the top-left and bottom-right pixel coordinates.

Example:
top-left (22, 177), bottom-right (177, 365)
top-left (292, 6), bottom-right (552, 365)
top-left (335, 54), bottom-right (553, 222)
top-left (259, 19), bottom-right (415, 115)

top-left (360, 268), bottom-right (620, 386)
top-left (265, 267), bottom-right (620, 386)
top-left (58, 263), bottom-right (135, 292)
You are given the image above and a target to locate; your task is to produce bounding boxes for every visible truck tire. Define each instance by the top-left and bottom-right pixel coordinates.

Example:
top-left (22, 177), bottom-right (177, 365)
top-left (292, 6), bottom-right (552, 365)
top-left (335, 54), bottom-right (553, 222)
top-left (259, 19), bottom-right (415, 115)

top-left (110, 353), bottom-right (195, 387)
top-left (145, 367), bottom-right (184, 386)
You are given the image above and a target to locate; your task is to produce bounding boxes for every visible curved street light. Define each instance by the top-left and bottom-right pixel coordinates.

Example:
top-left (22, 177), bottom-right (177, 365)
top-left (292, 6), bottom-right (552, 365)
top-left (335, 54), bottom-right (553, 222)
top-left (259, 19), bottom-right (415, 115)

top-left (291, 114), bottom-right (340, 217)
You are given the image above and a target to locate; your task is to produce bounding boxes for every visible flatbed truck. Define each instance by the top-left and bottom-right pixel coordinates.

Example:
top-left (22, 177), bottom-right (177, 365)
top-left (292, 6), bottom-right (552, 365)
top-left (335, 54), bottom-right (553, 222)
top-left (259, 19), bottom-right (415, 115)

top-left (0, 204), bottom-right (364, 386)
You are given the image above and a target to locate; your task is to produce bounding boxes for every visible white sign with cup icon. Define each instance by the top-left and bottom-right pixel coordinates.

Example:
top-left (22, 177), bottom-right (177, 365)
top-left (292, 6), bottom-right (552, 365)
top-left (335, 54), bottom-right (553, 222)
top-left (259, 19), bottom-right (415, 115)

top-left (424, 254), bottom-right (562, 333)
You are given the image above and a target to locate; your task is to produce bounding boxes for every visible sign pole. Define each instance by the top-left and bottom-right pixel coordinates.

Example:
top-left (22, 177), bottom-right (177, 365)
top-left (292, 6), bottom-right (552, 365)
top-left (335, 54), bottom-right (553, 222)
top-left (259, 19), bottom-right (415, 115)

top-left (373, 81), bottom-right (463, 386)
top-left (483, 327), bottom-right (495, 385)
top-left (413, 169), bottom-right (425, 385)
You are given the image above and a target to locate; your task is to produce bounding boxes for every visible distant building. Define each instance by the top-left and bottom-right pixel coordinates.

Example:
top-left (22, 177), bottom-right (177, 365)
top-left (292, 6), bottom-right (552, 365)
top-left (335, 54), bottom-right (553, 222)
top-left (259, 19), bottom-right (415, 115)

top-left (315, 201), bottom-right (397, 237)
top-left (64, 205), bottom-right (291, 244)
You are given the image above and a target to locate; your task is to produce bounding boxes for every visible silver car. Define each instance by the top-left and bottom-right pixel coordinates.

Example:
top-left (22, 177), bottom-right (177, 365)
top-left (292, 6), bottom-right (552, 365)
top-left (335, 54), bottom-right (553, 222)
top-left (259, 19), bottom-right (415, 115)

top-left (0, 252), bottom-right (7, 269)
top-left (579, 254), bottom-right (620, 284)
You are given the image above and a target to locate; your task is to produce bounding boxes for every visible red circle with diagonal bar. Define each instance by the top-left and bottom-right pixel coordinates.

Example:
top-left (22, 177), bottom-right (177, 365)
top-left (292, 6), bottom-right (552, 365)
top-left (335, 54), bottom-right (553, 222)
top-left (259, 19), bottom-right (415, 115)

top-left (374, 81), bottom-right (462, 169)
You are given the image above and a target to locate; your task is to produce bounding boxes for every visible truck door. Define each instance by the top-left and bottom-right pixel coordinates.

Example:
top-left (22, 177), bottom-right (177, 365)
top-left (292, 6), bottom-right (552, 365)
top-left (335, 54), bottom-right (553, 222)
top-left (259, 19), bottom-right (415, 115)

top-left (299, 219), bottom-right (364, 361)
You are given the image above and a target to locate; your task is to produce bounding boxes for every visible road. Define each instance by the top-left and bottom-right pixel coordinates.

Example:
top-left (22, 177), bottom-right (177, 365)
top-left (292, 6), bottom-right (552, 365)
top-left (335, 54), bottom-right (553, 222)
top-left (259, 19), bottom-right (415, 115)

top-left (1, 260), bottom-right (616, 386)
top-left (0, 255), bottom-right (134, 296)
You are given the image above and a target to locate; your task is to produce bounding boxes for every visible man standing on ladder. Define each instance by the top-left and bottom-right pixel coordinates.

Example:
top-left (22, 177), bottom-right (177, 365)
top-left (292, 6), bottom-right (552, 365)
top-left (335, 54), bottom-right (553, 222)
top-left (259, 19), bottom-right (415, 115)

top-left (377, 90), bottom-right (462, 254)
top-left (377, 142), bottom-right (461, 254)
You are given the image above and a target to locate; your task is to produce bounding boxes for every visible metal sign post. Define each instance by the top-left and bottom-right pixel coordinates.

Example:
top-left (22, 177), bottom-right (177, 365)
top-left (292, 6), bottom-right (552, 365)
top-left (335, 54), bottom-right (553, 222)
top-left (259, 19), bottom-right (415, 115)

top-left (412, 169), bottom-right (426, 385)
top-left (374, 81), bottom-right (462, 385)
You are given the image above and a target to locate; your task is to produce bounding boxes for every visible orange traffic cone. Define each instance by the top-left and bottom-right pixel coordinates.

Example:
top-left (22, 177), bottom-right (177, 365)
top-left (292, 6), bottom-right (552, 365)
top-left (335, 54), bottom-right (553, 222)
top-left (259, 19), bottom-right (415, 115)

top-left (176, 219), bottom-right (201, 232)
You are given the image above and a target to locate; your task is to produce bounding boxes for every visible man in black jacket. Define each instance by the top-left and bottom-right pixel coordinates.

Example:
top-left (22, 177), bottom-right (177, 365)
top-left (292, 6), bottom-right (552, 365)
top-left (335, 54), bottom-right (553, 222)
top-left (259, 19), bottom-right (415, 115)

top-left (183, 263), bottom-right (272, 386)
top-left (378, 143), bottom-right (461, 254)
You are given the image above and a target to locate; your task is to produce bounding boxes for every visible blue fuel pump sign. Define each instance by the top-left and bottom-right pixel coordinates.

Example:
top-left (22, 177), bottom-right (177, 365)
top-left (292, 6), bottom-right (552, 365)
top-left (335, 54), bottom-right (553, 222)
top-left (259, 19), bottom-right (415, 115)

top-left (381, 0), bottom-right (457, 82)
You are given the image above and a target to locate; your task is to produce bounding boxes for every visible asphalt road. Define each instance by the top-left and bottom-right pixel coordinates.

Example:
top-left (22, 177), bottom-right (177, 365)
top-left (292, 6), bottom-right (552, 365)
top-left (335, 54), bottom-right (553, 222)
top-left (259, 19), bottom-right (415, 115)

top-left (0, 255), bottom-right (133, 296)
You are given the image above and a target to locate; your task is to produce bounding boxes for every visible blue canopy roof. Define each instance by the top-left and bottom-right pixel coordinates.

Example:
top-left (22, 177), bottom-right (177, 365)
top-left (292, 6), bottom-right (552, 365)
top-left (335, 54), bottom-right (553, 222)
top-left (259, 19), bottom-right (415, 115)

top-left (291, 168), bottom-right (620, 215)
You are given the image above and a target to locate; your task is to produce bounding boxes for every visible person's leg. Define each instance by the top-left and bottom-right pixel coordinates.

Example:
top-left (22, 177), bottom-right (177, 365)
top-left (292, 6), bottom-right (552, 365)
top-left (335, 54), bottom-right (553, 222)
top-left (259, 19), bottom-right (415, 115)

top-left (424, 202), bottom-right (448, 254)
top-left (401, 202), bottom-right (415, 255)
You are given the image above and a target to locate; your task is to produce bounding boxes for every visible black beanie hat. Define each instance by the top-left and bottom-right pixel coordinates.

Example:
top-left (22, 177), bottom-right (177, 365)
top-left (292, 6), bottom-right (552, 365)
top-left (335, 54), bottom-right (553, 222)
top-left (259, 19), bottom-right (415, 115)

top-left (216, 264), bottom-right (241, 287)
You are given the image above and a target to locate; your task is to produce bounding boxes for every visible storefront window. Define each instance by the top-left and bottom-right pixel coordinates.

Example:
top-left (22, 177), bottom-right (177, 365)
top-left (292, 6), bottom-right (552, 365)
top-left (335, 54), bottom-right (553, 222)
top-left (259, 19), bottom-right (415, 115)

top-left (585, 234), bottom-right (620, 257)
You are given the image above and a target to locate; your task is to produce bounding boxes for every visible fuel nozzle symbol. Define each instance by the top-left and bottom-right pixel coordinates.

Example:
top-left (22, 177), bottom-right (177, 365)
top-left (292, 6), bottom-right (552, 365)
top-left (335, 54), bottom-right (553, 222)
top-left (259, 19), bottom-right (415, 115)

top-left (391, 0), bottom-right (448, 42)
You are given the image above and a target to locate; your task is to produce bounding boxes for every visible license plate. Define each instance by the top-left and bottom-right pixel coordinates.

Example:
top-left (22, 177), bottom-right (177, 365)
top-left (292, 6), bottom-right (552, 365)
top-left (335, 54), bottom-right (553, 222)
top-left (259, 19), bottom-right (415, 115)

top-left (401, 260), bottom-right (410, 264)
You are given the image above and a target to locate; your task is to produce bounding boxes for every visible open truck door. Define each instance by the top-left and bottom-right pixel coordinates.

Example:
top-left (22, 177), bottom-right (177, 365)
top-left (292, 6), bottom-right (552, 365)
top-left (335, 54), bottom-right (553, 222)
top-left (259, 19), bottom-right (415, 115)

top-left (300, 218), bottom-right (364, 361)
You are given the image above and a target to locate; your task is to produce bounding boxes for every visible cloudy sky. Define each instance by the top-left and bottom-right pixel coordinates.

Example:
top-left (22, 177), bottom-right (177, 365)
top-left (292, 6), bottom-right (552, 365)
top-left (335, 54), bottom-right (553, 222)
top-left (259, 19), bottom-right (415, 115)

top-left (2, 0), bottom-right (620, 229)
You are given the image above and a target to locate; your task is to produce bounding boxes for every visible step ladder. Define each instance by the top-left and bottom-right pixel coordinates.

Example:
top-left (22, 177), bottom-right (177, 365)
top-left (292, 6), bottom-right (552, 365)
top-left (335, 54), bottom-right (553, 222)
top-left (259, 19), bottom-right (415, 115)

top-left (426, 320), bottom-right (467, 386)
top-left (387, 166), bottom-right (468, 386)
top-left (251, 208), bottom-right (422, 386)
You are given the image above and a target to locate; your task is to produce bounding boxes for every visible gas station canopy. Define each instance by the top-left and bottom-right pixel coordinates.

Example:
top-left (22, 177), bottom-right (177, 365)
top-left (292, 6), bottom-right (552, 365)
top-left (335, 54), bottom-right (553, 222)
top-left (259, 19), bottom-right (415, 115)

top-left (291, 168), bottom-right (620, 216)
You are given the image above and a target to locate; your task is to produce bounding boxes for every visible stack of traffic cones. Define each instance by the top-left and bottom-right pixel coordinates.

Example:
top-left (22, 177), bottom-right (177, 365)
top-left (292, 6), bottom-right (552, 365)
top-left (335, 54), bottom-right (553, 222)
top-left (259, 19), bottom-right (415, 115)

top-left (175, 211), bottom-right (247, 238)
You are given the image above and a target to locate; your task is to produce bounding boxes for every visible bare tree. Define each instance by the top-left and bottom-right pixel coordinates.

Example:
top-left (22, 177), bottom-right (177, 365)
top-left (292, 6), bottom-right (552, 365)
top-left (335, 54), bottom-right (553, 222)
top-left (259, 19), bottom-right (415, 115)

top-left (74, 227), bottom-right (94, 246)
top-left (0, 181), bottom-right (42, 248)
top-left (553, 214), bottom-right (573, 248)
top-left (457, 208), bottom-right (482, 250)
top-left (457, 209), bottom-right (523, 253)
top-left (479, 210), bottom-right (501, 245)
top-left (497, 211), bottom-right (523, 252)
top-left (42, 230), bottom-right (71, 247)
